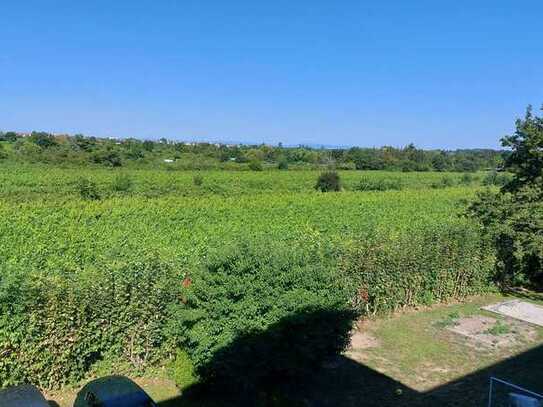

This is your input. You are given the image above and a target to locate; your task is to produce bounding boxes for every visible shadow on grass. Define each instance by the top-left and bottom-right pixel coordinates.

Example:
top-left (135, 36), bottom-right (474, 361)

top-left (154, 305), bottom-right (543, 407)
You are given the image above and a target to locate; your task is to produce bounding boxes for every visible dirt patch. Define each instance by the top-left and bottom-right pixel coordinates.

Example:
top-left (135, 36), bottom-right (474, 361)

top-left (447, 315), bottom-right (537, 348)
top-left (350, 331), bottom-right (380, 350)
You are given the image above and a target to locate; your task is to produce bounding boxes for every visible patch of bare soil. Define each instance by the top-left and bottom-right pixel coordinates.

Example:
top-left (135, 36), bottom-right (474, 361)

top-left (350, 330), bottom-right (380, 351)
top-left (447, 315), bottom-right (537, 349)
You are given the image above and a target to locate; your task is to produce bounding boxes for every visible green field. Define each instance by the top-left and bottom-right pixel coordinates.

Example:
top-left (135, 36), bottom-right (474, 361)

top-left (0, 166), bottom-right (485, 270)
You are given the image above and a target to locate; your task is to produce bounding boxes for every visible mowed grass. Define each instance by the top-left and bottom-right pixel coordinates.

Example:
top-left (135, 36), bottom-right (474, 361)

top-left (351, 293), bottom-right (543, 396)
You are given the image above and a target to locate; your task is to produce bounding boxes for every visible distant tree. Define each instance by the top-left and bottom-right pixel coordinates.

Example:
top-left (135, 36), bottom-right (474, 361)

top-left (90, 150), bottom-right (122, 167)
top-left (0, 131), bottom-right (18, 142)
top-left (431, 152), bottom-right (449, 172)
top-left (142, 140), bottom-right (155, 151)
top-left (29, 132), bottom-right (58, 148)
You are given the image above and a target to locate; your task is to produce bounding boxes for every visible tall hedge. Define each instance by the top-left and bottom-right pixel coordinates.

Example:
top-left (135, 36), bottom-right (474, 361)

top-left (0, 255), bottom-right (181, 388)
top-left (341, 223), bottom-right (495, 314)
top-left (168, 240), bottom-right (357, 392)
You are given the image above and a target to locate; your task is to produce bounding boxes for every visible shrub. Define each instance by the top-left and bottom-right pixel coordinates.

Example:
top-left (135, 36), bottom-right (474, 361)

top-left (193, 174), bottom-right (204, 186)
top-left (248, 160), bottom-right (263, 171)
top-left (76, 177), bottom-right (101, 200)
top-left (90, 150), bottom-right (122, 167)
top-left (460, 173), bottom-right (474, 185)
top-left (431, 176), bottom-right (455, 189)
top-left (0, 144), bottom-right (7, 160)
top-left (277, 159), bottom-right (289, 170)
top-left (315, 171), bottom-right (341, 192)
top-left (356, 177), bottom-right (402, 191)
top-left (169, 349), bottom-right (198, 391)
top-left (111, 173), bottom-right (133, 192)
top-left (482, 171), bottom-right (511, 186)
top-left (171, 240), bottom-right (356, 394)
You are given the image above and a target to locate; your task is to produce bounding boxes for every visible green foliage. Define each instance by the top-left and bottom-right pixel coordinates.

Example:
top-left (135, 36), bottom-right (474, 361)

top-left (315, 171), bottom-right (341, 192)
top-left (171, 240), bottom-right (356, 392)
top-left (76, 177), bottom-right (101, 200)
top-left (434, 311), bottom-right (461, 328)
top-left (248, 160), bottom-right (263, 171)
top-left (0, 131), bottom-right (504, 171)
top-left (0, 256), bottom-right (182, 388)
top-left (29, 131), bottom-right (58, 149)
top-left (341, 224), bottom-right (494, 314)
top-left (468, 105), bottom-right (543, 287)
top-left (169, 349), bottom-right (198, 391)
top-left (486, 320), bottom-right (510, 335)
top-left (277, 159), bottom-right (289, 170)
top-left (0, 164), bottom-right (497, 390)
top-left (193, 174), bottom-right (204, 186)
top-left (0, 144), bottom-right (7, 160)
top-left (431, 176), bottom-right (456, 189)
top-left (111, 173), bottom-right (133, 192)
top-left (502, 105), bottom-right (543, 191)
top-left (356, 177), bottom-right (402, 191)
top-left (91, 150), bottom-right (122, 167)
top-left (460, 173), bottom-right (475, 185)
top-left (482, 171), bottom-right (511, 186)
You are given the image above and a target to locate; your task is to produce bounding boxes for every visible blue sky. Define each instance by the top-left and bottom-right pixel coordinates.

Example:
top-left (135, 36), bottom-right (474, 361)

top-left (1, 1), bottom-right (542, 149)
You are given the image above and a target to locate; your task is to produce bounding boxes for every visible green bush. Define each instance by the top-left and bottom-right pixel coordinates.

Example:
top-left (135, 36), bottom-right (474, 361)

top-left (169, 349), bottom-right (198, 391)
top-left (171, 240), bottom-right (356, 393)
top-left (460, 173), bottom-right (474, 185)
top-left (277, 159), bottom-right (289, 170)
top-left (482, 171), bottom-right (511, 186)
top-left (248, 160), bottom-right (263, 171)
top-left (315, 171), bottom-right (341, 192)
top-left (193, 174), bottom-right (204, 186)
top-left (355, 177), bottom-right (403, 191)
top-left (431, 176), bottom-right (455, 189)
top-left (111, 173), bottom-right (133, 192)
top-left (76, 177), bottom-right (101, 200)
top-left (0, 144), bottom-right (7, 160)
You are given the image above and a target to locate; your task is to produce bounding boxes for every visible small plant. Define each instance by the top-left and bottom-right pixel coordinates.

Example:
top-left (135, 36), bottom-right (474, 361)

top-left (460, 173), bottom-right (474, 185)
top-left (76, 177), bottom-right (101, 200)
top-left (249, 160), bottom-right (263, 171)
top-left (315, 171), bottom-right (341, 192)
top-left (486, 320), bottom-right (510, 335)
top-left (277, 159), bottom-right (289, 170)
top-left (111, 173), bottom-right (133, 192)
top-left (434, 311), bottom-right (461, 328)
top-left (356, 178), bottom-right (402, 192)
top-left (431, 176), bottom-right (455, 189)
top-left (482, 171), bottom-right (512, 187)
top-left (193, 174), bottom-right (204, 186)
top-left (169, 349), bottom-right (198, 391)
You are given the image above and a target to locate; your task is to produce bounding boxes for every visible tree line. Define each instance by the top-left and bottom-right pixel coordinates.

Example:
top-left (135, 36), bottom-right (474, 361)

top-left (0, 130), bottom-right (504, 171)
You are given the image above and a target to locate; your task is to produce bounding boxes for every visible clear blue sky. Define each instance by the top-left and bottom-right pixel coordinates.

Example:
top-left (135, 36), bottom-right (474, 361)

top-left (1, 1), bottom-right (542, 149)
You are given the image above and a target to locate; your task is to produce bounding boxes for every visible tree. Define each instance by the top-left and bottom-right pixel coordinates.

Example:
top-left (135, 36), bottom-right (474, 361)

top-left (29, 131), bottom-right (58, 148)
top-left (467, 105), bottom-right (543, 287)
top-left (501, 105), bottom-right (543, 191)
